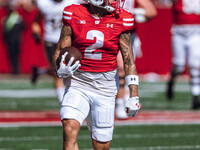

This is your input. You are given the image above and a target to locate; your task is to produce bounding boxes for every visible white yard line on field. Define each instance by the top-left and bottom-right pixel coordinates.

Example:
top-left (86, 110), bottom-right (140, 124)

top-left (0, 83), bottom-right (190, 98)
top-left (0, 89), bottom-right (56, 98)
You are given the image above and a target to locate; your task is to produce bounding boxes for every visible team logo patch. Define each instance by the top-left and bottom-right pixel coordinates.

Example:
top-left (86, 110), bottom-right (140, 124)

top-left (77, 20), bottom-right (86, 24)
top-left (95, 20), bottom-right (100, 24)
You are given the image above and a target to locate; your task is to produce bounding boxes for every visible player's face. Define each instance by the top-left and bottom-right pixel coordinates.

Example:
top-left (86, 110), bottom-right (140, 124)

top-left (89, 0), bottom-right (121, 13)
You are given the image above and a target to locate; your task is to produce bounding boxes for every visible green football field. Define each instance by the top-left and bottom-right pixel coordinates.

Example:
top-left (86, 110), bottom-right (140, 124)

top-left (0, 74), bottom-right (200, 150)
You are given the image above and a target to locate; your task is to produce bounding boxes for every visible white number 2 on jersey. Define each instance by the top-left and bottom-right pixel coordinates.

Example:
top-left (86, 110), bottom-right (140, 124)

top-left (183, 0), bottom-right (200, 15)
top-left (84, 30), bottom-right (104, 60)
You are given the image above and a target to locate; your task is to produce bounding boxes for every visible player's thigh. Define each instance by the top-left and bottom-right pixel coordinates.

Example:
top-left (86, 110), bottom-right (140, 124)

top-left (60, 87), bottom-right (90, 125)
top-left (172, 34), bottom-right (186, 66)
top-left (86, 94), bottom-right (115, 142)
top-left (188, 35), bottom-right (200, 68)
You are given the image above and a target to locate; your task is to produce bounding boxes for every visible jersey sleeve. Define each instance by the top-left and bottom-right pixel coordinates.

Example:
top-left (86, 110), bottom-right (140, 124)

top-left (62, 5), bottom-right (74, 27)
top-left (121, 10), bottom-right (135, 32)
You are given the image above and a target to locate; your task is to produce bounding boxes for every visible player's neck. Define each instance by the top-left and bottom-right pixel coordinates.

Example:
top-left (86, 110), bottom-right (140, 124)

top-left (88, 4), bottom-right (109, 18)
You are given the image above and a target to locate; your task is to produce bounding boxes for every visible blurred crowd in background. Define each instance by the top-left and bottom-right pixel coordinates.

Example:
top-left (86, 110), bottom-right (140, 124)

top-left (0, 0), bottom-right (49, 74)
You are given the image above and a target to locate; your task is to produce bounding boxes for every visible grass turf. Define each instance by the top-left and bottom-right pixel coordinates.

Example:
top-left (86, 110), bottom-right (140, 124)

top-left (0, 125), bottom-right (200, 149)
top-left (0, 75), bottom-right (200, 149)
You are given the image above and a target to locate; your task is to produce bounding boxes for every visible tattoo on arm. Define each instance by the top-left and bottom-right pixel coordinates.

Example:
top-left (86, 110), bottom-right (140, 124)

top-left (119, 31), bottom-right (139, 97)
top-left (119, 31), bottom-right (137, 75)
top-left (52, 25), bottom-right (72, 71)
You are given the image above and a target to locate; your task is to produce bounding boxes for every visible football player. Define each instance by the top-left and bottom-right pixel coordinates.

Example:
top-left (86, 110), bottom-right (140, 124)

top-left (166, 0), bottom-right (200, 109)
top-left (116, 0), bottom-right (157, 119)
top-left (52, 0), bottom-right (140, 149)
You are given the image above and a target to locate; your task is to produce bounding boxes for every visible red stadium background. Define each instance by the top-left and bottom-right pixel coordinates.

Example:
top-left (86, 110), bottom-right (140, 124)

top-left (136, 7), bottom-right (172, 75)
top-left (0, 5), bottom-right (173, 75)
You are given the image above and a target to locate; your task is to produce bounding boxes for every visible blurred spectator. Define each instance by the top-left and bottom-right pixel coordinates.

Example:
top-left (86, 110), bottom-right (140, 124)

top-left (116, 0), bottom-right (157, 119)
top-left (152, 0), bottom-right (172, 8)
top-left (166, 0), bottom-right (200, 109)
top-left (0, 0), bottom-right (11, 73)
top-left (16, 0), bottom-right (49, 74)
top-left (30, 0), bottom-right (82, 104)
top-left (2, 0), bottom-right (24, 74)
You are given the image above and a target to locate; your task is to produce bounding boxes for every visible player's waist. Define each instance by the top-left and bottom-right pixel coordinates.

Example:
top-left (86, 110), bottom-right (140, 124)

top-left (63, 69), bottom-right (119, 96)
top-left (79, 60), bottom-right (117, 72)
top-left (74, 69), bottom-right (118, 81)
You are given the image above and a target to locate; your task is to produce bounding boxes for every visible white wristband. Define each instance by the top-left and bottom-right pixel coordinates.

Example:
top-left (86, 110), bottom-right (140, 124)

top-left (125, 75), bottom-right (139, 86)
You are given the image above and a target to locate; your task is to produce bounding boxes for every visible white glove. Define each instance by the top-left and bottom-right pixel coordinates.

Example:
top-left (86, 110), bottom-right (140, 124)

top-left (57, 52), bottom-right (81, 78)
top-left (125, 96), bottom-right (140, 117)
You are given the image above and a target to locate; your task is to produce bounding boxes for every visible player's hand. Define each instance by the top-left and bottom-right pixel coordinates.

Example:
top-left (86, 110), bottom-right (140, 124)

top-left (125, 96), bottom-right (140, 117)
top-left (57, 52), bottom-right (81, 78)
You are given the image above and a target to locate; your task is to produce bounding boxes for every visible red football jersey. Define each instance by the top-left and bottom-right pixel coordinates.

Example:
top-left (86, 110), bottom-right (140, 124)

top-left (62, 4), bottom-right (135, 72)
top-left (173, 0), bottom-right (200, 24)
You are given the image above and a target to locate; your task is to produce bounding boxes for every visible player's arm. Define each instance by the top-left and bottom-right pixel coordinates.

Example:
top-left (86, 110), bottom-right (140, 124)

top-left (132, 0), bottom-right (157, 23)
top-left (52, 25), bottom-right (72, 72)
top-left (31, 10), bottom-right (43, 43)
top-left (119, 31), bottom-right (140, 117)
top-left (119, 31), bottom-right (138, 97)
top-left (52, 25), bottom-right (80, 78)
top-left (136, 0), bottom-right (157, 19)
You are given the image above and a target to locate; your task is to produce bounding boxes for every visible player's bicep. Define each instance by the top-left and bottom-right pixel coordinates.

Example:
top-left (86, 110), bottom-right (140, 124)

top-left (119, 31), bottom-right (134, 63)
top-left (58, 25), bottom-right (72, 49)
top-left (52, 25), bottom-right (72, 70)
